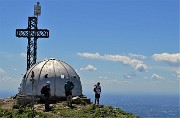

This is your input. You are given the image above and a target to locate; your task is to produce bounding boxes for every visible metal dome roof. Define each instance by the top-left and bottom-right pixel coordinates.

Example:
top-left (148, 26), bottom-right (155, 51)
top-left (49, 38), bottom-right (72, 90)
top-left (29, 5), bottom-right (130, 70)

top-left (20, 58), bottom-right (82, 97)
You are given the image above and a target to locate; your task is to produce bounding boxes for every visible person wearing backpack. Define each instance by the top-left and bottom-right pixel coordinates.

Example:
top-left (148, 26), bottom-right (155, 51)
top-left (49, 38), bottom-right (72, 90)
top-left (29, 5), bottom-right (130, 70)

top-left (93, 82), bottom-right (101, 105)
top-left (41, 81), bottom-right (51, 111)
top-left (64, 80), bottom-right (74, 107)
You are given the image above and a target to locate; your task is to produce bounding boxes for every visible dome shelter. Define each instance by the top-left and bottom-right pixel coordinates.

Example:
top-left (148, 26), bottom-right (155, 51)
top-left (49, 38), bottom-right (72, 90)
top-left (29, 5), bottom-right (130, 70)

top-left (20, 58), bottom-right (82, 97)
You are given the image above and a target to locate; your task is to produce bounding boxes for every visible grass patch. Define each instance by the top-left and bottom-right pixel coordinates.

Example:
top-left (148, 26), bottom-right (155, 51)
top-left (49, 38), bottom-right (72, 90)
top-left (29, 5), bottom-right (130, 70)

top-left (0, 101), bottom-right (4, 107)
top-left (0, 109), bottom-right (53, 118)
top-left (0, 100), bottom-right (139, 118)
top-left (52, 102), bottom-right (140, 118)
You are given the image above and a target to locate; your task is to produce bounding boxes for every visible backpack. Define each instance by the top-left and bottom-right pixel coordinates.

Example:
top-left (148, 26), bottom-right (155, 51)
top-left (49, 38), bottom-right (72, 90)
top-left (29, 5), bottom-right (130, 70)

top-left (41, 85), bottom-right (46, 94)
top-left (65, 81), bottom-right (72, 91)
top-left (93, 86), bottom-right (96, 92)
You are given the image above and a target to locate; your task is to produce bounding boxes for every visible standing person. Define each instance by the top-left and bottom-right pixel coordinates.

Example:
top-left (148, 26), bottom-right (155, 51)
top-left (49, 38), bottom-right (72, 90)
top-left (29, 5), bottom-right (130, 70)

top-left (64, 80), bottom-right (74, 107)
top-left (93, 82), bottom-right (101, 105)
top-left (41, 81), bottom-right (51, 111)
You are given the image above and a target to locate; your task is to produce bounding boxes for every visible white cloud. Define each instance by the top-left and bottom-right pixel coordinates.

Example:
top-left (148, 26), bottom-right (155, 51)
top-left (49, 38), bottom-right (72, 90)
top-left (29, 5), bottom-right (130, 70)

top-left (123, 75), bottom-right (134, 79)
top-left (0, 67), bottom-right (21, 93)
top-left (80, 64), bottom-right (97, 71)
top-left (135, 63), bottom-right (148, 72)
top-left (98, 76), bottom-right (108, 80)
top-left (77, 52), bottom-right (148, 72)
top-left (0, 68), bottom-right (8, 81)
top-left (144, 76), bottom-right (148, 79)
top-left (152, 53), bottom-right (180, 67)
top-left (77, 52), bottom-right (101, 59)
top-left (151, 74), bottom-right (165, 80)
top-left (0, 68), bottom-right (14, 81)
top-left (129, 53), bottom-right (146, 59)
top-left (20, 52), bottom-right (26, 58)
top-left (0, 68), bottom-right (5, 79)
top-left (123, 71), bottom-right (136, 79)
top-left (176, 70), bottom-right (180, 79)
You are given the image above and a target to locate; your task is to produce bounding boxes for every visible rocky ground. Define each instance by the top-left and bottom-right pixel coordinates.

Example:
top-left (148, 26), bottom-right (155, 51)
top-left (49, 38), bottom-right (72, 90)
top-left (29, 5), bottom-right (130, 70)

top-left (0, 98), bottom-right (14, 110)
top-left (0, 97), bottom-right (139, 118)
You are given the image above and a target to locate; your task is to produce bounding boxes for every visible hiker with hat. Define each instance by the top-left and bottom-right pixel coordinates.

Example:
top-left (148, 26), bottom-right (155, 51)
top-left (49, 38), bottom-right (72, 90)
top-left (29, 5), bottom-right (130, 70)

top-left (41, 81), bottom-right (51, 111)
top-left (93, 82), bottom-right (101, 105)
top-left (64, 79), bottom-right (74, 107)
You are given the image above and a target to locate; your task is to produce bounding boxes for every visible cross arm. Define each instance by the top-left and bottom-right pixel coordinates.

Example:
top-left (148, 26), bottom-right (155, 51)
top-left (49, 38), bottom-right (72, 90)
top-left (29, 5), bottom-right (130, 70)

top-left (16, 29), bottom-right (49, 38)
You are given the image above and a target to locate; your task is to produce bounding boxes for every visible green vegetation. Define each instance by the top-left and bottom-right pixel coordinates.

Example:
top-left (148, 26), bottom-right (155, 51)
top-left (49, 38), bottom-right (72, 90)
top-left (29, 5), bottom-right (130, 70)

top-left (0, 99), bottom-right (139, 118)
top-left (0, 109), bottom-right (53, 118)
top-left (52, 103), bottom-right (139, 118)
top-left (0, 102), bottom-right (4, 108)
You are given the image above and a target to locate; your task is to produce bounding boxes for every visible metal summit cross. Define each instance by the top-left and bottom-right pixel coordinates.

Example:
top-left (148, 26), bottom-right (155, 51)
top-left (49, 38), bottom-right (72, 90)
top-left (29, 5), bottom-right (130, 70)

top-left (16, 2), bottom-right (49, 71)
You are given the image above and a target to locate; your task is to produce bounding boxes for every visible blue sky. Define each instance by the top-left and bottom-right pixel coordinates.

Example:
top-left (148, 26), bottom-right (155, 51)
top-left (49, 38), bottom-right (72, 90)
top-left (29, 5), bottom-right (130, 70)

top-left (0, 0), bottom-right (179, 96)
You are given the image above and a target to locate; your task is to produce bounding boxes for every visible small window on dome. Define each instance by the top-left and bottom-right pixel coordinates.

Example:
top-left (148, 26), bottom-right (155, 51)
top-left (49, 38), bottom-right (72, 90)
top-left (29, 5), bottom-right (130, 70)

top-left (61, 74), bottom-right (64, 79)
top-left (45, 74), bottom-right (49, 78)
top-left (73, 75), bottom-right (76, 78)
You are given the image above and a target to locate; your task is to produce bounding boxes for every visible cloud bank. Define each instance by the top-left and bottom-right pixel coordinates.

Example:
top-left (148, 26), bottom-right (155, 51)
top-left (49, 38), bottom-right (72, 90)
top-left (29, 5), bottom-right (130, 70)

top-left (77, 52), bottom-right (148, 72)
top-left (152, 53), bottom-right (180, 67)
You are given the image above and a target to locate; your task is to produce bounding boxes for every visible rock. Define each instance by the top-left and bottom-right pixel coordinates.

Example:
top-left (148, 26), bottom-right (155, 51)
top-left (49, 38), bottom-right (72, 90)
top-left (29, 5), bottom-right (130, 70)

top-left (15, 94), bottom-right (40, 107)
top-left (72, 96), bottom-right (91, 104)
top-left (72, 96), bottom-right (81, 104)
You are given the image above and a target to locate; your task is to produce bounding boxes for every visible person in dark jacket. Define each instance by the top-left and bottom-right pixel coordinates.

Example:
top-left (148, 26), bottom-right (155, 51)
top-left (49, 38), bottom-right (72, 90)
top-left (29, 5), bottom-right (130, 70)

top-left (64, 80), bottom-right (74, 106)
top-left (41, 81), bottom-right (51, 111)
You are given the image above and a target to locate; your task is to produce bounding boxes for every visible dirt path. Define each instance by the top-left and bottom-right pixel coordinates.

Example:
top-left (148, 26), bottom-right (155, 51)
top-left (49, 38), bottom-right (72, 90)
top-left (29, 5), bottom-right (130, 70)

top-left (0, 98), bottom-right (14, 110)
